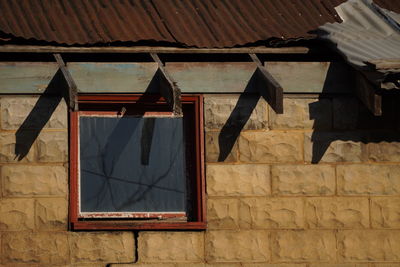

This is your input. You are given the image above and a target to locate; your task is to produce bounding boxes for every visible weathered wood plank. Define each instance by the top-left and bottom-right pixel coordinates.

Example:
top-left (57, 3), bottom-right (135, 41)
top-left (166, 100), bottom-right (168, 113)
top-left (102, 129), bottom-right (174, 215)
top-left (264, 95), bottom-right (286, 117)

top-left (166, 62), bottom-right (258, 93)
top-left (150, 53), bottom-right (182, 116)
top-left (249, 54), bottom-right (283, 113)
top-left (0, 62), bottom-right (58, 93)
top-left (355, 73), bottom-right (382, 116)
top-left (54, 54), bottom-right (78, 110)
top-left (0, 45), bottom-right (309, 54)
top-left (265, 61), bottom-right (353, 93)
top-left (0, 61), bottom-right (354, 94)
top-left (68, 62), bottom-right (159, 93)
top-left (366, 59), bottom-right (400, 70)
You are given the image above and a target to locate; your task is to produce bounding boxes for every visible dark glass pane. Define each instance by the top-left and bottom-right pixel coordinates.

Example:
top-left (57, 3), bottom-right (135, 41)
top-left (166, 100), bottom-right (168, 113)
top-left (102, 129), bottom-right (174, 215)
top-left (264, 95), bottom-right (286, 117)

top-left (79, 116), bottom-right (186, 214)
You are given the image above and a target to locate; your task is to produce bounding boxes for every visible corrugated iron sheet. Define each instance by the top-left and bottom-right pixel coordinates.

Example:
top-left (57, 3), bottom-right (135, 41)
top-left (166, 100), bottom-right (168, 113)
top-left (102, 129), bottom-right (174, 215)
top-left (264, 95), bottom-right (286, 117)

top-left (318, 0), bottom-right (400, 89)
top-left (319, 0), bottom-right (400, 68)
top-left (0, 0), bottom-right (397, 48)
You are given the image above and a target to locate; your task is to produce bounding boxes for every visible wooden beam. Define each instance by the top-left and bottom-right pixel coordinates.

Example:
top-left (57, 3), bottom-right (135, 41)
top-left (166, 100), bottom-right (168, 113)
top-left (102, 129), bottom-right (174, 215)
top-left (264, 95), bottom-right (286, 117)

top-left (366, 59), bottom-right (400, 70)
top-left (53, 53), bottom-right (78, 111)
top-left (355, 73), bottom-right (382, 116)
top-left (0, 62), bottom-right (354, 94)
top-left (150, 53), bottom-right (182, 116)
top-left (0, 45), bottom-right (309, 54)
top-left (249, 53), bottom-right (283, 113)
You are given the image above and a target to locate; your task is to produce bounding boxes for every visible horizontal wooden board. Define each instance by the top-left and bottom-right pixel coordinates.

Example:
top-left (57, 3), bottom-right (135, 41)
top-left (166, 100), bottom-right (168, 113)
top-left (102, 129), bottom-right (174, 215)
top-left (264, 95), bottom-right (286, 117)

top-left (265, 61), bottom-right (354, 93)
top-left (0, 61), bottom-right (354, 94)
top-left (0, 44), bottom-right (309, 54)
top-left (69, 62), bottom-right (158, 93)
top-left (166, 62), bottom-right (258, 93)
top-left (0, 62), bottom-right (58, 93)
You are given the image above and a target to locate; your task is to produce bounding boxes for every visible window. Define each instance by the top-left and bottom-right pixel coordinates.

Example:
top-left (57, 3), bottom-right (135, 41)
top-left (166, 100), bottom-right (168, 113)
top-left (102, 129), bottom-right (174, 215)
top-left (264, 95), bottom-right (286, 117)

top-left (69, 94), bottom-right (205, 230)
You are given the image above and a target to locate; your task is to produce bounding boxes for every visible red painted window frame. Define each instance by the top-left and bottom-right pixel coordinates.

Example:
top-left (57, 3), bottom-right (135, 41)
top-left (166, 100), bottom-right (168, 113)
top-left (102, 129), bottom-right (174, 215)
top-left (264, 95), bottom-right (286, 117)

top-left (69, 94), bottom-right (206, 230)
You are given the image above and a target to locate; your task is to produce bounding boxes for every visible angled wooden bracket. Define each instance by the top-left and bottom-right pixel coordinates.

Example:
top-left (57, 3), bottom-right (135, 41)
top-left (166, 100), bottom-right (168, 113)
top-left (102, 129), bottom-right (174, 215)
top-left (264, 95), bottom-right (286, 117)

top-left (53, 53), bottom-right (78, 111)
top-left (249, 53), bottom-right (283, 114)
top-left (355, 72), bottom-right (382, 116)
top-left (150, 53), bottom-right (182, 116)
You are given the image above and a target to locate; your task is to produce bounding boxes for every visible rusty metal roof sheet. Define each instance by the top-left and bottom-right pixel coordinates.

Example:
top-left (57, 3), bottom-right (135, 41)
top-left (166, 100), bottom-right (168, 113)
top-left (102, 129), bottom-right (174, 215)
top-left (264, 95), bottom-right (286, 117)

top-left (0, 0), bottom-right (399, 48)
top-left (318, 0), bottom-right (400, 89)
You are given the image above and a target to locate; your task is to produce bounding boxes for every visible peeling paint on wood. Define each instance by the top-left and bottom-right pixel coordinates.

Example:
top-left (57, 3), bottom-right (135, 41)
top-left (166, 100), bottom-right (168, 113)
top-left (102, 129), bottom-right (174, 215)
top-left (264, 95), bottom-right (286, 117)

top-left (166, 62), bottom-right (258, 93)
top-left (0, 62), bottom-right (58, 93)
top-left (69, 62), bottom-right (159, 93)
top-left (265, 61), bottom-right (354, 93)
top-left (0, 61), bottom-right (354, 94)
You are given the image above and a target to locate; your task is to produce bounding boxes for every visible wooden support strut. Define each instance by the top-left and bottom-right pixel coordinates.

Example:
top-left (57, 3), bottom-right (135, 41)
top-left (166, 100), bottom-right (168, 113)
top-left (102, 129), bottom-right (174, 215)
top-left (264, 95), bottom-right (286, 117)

top-left (150, 53), bottom-right (183, 116)
top-left (355, 72), bottom-right (382, 116)
top-left (53, 53), bottom-right (78, 111)
top-left (249, 53), bottom-right (284, 114)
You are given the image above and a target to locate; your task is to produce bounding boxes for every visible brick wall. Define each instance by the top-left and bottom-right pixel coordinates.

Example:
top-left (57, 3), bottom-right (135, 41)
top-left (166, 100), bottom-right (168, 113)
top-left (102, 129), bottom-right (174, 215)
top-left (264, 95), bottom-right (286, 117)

top-left (1, 94), bottom-right (400, 266)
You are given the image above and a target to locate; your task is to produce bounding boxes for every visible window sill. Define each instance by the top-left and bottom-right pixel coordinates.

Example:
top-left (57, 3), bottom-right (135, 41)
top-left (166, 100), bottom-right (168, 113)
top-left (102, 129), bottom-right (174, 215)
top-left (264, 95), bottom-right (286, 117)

top-left (70, 221), bottom-right (207, 231)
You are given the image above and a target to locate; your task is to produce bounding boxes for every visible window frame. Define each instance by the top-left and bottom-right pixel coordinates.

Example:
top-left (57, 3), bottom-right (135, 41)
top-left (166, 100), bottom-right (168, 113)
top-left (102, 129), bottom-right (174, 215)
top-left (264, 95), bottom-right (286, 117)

top-left (69, 94), bottom-right (206, 230)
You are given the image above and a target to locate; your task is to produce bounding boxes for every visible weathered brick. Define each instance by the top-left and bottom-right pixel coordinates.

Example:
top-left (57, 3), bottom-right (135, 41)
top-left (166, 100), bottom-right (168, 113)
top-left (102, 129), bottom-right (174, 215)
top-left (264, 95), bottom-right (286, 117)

top-left (304, 132), bottom-right (365, 163)
top-left (271, 165), bottom-right (335, 196)
top-left (371, 197), bottom-right (400, 228)
top-left (368, 141), bottom-right (400, 162)
top-left (2, 165), bottom-right (67, 196)
top-left (36, 131), bottom-right (68, 162)
top-left (305, 197), bottom-right (369, 228)
top-left (208, 198), bottom-right (239, 229)
top-left (139, 232), bottom-right (204, 262)
top-left (309, 264), bottom-right (368, 267)
top-left (113, 264), bottom-right (175, 267)
top-left (338, 230), bottom-right (400, 261)
top-left (70, 232), bottom-right (134, 263)
top-left (207, 164), bottom-right (271, 196)
top-left (69, 264), bottom-right (106, 267)
top-left (1, 96), bottom-right (67, 130)
top-left (0, 198), bottom-right (34, 230)
top-left (36, 198), bottom-right (68, 230)
top-left (179, 263), bottom-right (242, 267)
top-left (269, 98), bottom-right (331, 130)
top-left (337, 165), bottom-right (400, 195)
top-left (204, 94), bottom-right (268, 130)
top-left (0, 132), bottom-right (36, 162)
top-left (206, 230), bottom-right (270, 262)
top-left (271, 230), bottom-right (336, 262)
top-left (243, 264), bottom-right (307, 267)
top-left (239, 197), bottom-right (304, 229)
top-left (239, 131), bottom-right (303, 163)
top-left (2, 232), bottom-right (68, 264)
top-left (370, 264), bottom-right (400, 267)
top-left (112, 264), bottom-right (243, 267)
top-left (205, 131), bottom-right (238, 163)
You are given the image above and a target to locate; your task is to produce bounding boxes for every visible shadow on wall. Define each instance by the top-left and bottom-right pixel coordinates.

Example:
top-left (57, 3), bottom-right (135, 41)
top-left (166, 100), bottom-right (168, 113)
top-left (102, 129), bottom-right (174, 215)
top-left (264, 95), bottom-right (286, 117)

top-left (218, 69), bottom-right (282, 162)
top-left (14, 69), bottom-right (183, 212)
top-left (218, 71), bottom-right (259, 162)
top-left (15, 69), bottom-right (68, 161)
top-left (309, 62), bottom-right (400, 163)
top-left (15, 61), bottom-right (400, 164)
top-left (14, 67), bottom-right (162, 162)
top-left (217, 61), bottom-right (400, 163)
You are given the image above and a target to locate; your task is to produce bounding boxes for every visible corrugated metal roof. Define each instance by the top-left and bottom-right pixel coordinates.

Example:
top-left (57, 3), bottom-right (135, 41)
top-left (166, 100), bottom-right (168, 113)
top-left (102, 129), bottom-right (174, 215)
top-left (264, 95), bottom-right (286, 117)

top-left (0, 0), bottom-right (396, 48)
top-left (318, 0), bottom-right (400, 89)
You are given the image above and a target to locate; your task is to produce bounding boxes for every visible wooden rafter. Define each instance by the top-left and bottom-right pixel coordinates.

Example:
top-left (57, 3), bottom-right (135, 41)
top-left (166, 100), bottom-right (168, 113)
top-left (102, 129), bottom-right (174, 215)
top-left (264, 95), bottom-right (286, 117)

top-left (249, 53), bottom-right (283, 114)
top-left (355, 73), bottom-right (382, 116)
top-left (53, 53), bottom-right (78, 111)
top-left (150, 53), bottom-right (182, 116)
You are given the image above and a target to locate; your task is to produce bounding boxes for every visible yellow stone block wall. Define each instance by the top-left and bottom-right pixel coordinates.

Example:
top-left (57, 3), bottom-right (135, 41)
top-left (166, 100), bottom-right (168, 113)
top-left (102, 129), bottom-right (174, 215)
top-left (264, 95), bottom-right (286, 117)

top-left (1, 94), bottom-right (400, 267)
